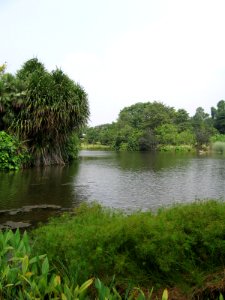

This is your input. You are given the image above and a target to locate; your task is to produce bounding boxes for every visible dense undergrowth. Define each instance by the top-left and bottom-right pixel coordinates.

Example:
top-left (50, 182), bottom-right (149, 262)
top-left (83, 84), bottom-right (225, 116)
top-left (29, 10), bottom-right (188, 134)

top-left (32, 200), bottom-right (225, 299)
top-left (0, 229), bottom-right (167, 299)
top-left (2, 200), bottom-right (225, 298)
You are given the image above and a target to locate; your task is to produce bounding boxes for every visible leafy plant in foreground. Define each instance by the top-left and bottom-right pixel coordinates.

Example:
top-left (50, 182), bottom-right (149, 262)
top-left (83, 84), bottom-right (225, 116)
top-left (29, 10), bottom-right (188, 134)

top-left (0, 229), bottom-right (93, 299)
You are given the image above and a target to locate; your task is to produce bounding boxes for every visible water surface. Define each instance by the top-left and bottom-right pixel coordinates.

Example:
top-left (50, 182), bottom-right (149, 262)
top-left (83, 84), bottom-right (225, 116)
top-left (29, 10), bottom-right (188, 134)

top-left (0, 150), bottom-right (225, 227)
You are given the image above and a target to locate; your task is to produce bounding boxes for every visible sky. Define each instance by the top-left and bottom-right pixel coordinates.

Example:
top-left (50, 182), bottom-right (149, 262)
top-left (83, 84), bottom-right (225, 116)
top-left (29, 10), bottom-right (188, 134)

top-left (1, 0), bottom-right (225, 126)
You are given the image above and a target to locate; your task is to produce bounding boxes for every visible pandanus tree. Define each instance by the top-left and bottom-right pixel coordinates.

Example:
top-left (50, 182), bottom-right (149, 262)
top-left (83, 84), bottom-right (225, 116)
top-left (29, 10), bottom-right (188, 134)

top-left (0, 69), bottom-right (26, 131)
top-left (0, 58), bottom-right (89, 166)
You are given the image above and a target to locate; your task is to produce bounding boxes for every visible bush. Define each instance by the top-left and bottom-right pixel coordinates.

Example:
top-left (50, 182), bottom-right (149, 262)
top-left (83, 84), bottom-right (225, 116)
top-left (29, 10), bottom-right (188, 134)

top-left (66, 132), bottom-right (80, 161)
top-left (0, 131), bottom-right (30, 170)
top-left (32, 200), bottom-right (225, 290)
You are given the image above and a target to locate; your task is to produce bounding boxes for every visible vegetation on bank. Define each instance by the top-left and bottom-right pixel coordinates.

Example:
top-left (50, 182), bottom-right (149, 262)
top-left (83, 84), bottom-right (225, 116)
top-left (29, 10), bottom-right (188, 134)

top-left (0, 59), bottom-right (89, 167)
top-left (1, 229), bottom-right (166, 299)
top-left (83, 101), bottom-right (225, 152)
top-left (80, 143), bottom-right (112, 150)
top-left (25, 200), bottom-right (225, 299)
top-left (3, 200), bottom-right (225, 298)
top-left (0, 131), bottom-right (30, 170)
top-left (1, 59), bottom-right (225, 169)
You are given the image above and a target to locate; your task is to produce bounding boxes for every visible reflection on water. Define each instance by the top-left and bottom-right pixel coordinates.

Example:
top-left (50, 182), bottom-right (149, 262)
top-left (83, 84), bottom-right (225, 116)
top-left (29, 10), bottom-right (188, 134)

top-left (0, 150), bottom-right (225, 226)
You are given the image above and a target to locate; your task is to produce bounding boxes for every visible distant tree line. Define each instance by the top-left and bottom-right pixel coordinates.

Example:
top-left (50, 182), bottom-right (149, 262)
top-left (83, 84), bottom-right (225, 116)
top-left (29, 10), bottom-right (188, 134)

top-left (83, 101), bottom-right (225, 151)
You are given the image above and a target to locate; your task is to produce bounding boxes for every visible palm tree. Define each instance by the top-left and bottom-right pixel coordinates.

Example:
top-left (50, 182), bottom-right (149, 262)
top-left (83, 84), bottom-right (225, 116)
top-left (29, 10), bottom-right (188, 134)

top-left (1, 58), bottom-right (89, 166)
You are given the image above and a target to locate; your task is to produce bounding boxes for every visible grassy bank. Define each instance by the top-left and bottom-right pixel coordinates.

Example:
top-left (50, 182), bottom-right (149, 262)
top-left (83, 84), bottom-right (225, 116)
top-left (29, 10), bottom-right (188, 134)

top-left (157, 144), bottom-right (194, 152)
top-left (80, 143), bottom-right (112, 150)
top-left (2, 200), bottom-right (225, 299)
top-left (31, 200), bottom-right (225, 299)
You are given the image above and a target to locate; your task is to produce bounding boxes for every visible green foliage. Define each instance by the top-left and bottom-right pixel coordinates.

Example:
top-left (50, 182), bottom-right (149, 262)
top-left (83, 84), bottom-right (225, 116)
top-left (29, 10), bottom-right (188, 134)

top-left (0, 63), bottom-right (7, 75)
top-left (212, 100), bottom-right (225, 134)
top-left (155, 124), bottom-right (179, 145)
top-left (118, 102), bottom-right (176, 130)
top-left (210, 133), bottom-right (225, 143)
top-left (0, 58), bottom-right (89, 166)
top-left (3, 202), bottom-right (225, 298)
top-left (210, 134), bottom-right (225, 153)
top-left (0, 229), bottom-right (94, 299)
top-left (212, 141), bottom-right (225, 154)
top-left (191, 107), bottom-right (217, 148)
top-left (66, 132), bottom-right (80, 160)
top-left (84, 101), bottom-right (217, 152)
top-left (84, 123), bottom-right (117, 146)
top-left (0, 229), bottom-right (169, 299)
top-left (174, 109), bottom-right (190, 132)
top-left (0, 72), bottom-right (26, 131)
top-left (81, 143), bottom-right (111, 150)
top-left (33, 200), bottom-right (225, 292)
top-left (0, 131), bottom-right (30, 170)
top-left (158, 145), bottom-right (193, 152)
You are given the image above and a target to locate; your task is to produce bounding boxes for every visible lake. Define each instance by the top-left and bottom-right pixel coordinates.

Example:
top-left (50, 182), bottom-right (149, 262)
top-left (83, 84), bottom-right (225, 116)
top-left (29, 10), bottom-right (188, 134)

top-left (0, 150), bottom-right (225, 228)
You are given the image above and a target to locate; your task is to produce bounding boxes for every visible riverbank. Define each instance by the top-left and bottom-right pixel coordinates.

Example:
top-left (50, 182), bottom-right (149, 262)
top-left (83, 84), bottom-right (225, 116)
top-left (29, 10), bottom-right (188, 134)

top-left (80, 142), bottom-right (112, 150)
top-left (2, 200), bottom-right (223, 299)
top-left (81, 142), bottom-right (206, 153)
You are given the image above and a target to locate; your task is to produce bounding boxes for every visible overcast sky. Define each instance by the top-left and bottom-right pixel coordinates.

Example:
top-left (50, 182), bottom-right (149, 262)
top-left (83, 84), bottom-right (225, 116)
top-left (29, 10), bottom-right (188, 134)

top-left (1, 0), bottom-right (225, 126)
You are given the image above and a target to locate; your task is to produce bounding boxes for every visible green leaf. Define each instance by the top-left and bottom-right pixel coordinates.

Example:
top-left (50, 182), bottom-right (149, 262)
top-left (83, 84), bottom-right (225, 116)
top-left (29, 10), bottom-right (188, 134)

top-left (219, 293), bottom-right (224, 300)
top-left (41, 257), bottom-right (49, 275)
top-left (22, 255), bottom-right (29, 274)
top-left (78, 278), bottom-right (93, 294)
top-left (162, 288), bottom-right (168, 300)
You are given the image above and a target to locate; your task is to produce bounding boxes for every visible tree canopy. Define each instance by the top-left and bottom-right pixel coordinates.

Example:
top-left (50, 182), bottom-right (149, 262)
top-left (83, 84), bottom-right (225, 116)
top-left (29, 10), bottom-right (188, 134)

top-left (211, 100), bottom-right (225, 134)
top-left (84, 101), bottom-right (221, 151)
top-left (0, 58), bottom-right (89, 166)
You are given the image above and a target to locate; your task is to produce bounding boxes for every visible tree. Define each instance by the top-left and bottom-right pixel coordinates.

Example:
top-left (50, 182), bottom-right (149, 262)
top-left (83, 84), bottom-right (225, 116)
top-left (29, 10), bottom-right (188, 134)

top-left (0, 72), bottom-right (26, 131)
top-left (211, 100), bottom-right (225, 134)
top-left (117, 101), bottom-right (176, 131)
top-left (0, 58), bottom-right (89, 166)
top-left (191, 107), bottom-right (215, 147)
top-left (174, 109), bottom-right (190, 132)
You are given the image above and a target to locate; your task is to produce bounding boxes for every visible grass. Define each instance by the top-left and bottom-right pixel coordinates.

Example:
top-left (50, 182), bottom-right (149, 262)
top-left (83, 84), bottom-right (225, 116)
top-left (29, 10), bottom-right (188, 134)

top-left (158, 144), bottom-right (194, 152)
top-left (80, 143), bottom-right (112, 150)
top-left (30, 200), bottom-right (225, 298)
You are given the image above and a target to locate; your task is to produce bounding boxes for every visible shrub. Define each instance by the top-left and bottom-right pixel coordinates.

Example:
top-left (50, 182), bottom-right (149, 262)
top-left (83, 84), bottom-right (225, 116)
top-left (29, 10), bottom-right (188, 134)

top-left (66, 132), bottom-right (80, 161)
top-left (0, 131), bottom-right (30, 170)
